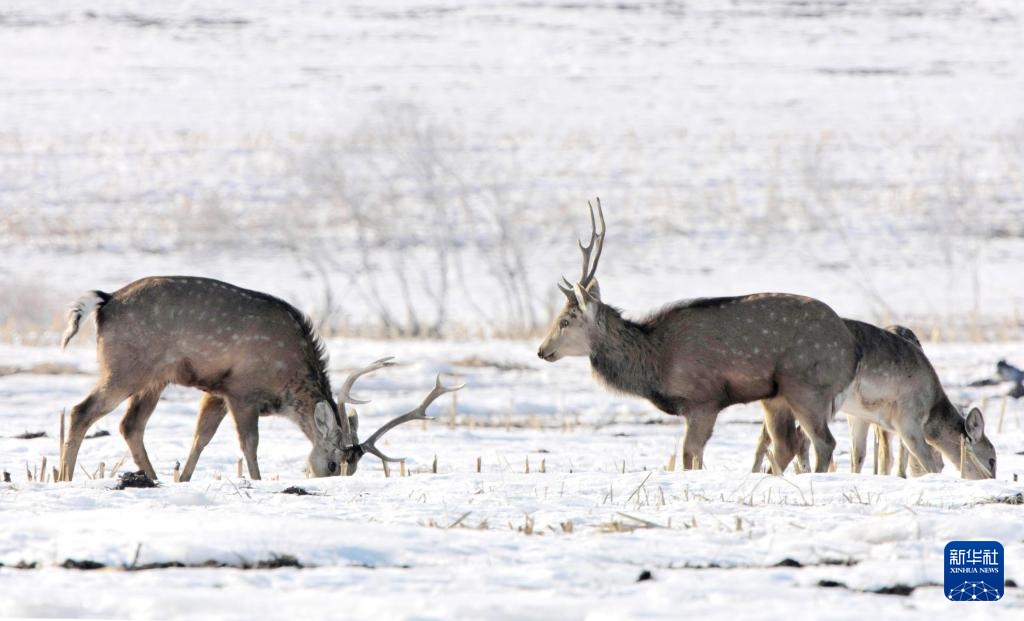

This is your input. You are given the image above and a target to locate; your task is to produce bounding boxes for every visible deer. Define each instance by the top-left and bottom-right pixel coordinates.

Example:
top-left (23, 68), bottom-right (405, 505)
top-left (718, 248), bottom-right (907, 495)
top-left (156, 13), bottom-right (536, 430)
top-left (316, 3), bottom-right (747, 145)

top-left (751, 321), bottom-right (996, 479)
top-left (536, 199), bottom-right (861, 472)
top-left (58, 276), bottom-right (462, 481)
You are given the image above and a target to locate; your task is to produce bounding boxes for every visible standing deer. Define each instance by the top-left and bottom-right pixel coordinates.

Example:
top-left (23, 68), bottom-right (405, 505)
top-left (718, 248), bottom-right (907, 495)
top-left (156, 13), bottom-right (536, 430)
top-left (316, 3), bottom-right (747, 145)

top-left (752, 321), bottom-right (996, 479)
top-left (536, 200), bottom-right (860, 472)
top-left (750, 324), bottom-right (922, 475)
top-left (59, 276), bottom-right (461, 481)
top-left (839, 319), bottom-right (995, 479)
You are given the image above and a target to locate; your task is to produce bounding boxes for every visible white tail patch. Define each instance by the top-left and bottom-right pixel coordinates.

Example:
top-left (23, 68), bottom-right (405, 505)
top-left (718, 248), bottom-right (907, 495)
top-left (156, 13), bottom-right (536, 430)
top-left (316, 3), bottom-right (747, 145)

top-left (61, 291), bottom-right (108, 350)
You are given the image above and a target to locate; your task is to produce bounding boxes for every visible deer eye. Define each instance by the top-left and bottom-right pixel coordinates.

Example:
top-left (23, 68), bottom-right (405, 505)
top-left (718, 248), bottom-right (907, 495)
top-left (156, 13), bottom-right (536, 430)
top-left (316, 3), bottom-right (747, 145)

top-left (560, 319), bottom-right (570, 328)
top-left (328, 461), bottom-right (338, 473)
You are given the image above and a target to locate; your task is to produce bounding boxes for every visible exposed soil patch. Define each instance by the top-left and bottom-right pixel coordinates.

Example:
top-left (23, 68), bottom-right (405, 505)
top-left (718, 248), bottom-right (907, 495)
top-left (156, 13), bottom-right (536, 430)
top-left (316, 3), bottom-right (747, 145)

top-left (114, 471), bottom-right (158, 490)
top-left (57, 554), bottom-right (303, 572)
top-left (13, 430), bottom-right (46, 439)
top-left (0, 560), bottom-right (38, 569)
top-left (815, 580), bottom-right (934, 597)
top-left (987, 492), bottom-right (1023, 505)
top-left (61, 559), bottom-right (105, 570)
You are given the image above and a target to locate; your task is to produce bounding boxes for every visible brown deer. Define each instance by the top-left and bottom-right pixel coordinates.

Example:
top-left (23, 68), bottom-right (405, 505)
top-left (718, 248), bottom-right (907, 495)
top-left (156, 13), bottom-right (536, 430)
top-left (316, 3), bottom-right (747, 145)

top-left (59, 276), bottom-right (462, 481)
top-left (536, 200), bottom-right (860, 472)
top-left (752, 322), bottom-right (996, 479)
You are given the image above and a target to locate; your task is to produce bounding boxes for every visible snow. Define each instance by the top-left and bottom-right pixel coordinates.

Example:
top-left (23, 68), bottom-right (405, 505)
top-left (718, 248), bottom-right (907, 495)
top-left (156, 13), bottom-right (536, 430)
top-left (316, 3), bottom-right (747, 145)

top-left (1, 338), bottom-right (1023, 619)
top-left (1, 0), bottom-right (1023, 617)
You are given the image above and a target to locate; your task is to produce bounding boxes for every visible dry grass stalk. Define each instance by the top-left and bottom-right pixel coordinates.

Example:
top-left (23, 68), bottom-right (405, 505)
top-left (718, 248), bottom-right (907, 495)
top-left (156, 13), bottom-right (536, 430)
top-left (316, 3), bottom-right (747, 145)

top-left (997, 395), bottom-right (1008, 433)
top-left (516, 515), bottom-right (535, 535)
top-left (524, 457), bottom-right (530, 474)
top-left (382, 460), bottom-right (391, 478)
top-left (625, 472), bottom-right (653, 506)
top-left (108, 455), bottom-right (126, 478)
top-left (172, 462), bottom-right (180, 483)
top-left (400, 461), bottom-right (407, 477)
top-left (77, 464), bottom-right (93, 480)
top-left (95, 462), bottom-right (105, 479)
top-left (872, 428), bottom-right (880, 477)
top-left (560, 520), bottom-right (574, 534)
top-left (237, 458), bottom-right (244, 479)
top-left (58, 409), bottom-right (65, 479)
top-left (448, 388), bottom-right (458, 428)
top-left (540, 458), bottom-right (546, 474)
top-left (448, 511), bottom-right (472, 529)
top-left (25, 463), bottom-right (32, 482)
top-left (40, 457), bottom-right (47, 483)
top-left (617, 512), bottom-right (666, 529)
top-left (665, 450), bottom-right (677, 472)
top-left (432, 454), bottom-right (438, 474)
top-left (960, 436), bottom-right (967, 479)
top-left (476, 456), bottom-right (481, 473)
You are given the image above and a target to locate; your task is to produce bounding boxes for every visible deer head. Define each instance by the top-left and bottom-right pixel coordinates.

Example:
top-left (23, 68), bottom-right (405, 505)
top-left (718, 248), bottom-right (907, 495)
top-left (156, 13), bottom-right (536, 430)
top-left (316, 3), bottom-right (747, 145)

top-left (538, 198), bottom-right (606, 362)
top-left (307, 357), bottom-right (464, 477)
top-left (960, 407), bottom-right (996, 479)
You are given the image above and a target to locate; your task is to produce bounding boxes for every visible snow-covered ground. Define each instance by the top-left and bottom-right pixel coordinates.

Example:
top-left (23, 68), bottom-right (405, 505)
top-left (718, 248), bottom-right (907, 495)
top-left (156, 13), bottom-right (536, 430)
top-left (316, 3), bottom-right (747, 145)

top-left (2, 0), bottom-right (1024, 340)
top-left (1, 338), bottom-right (1022, 619)
top-left (1, 0), bottom-right (1023, 618)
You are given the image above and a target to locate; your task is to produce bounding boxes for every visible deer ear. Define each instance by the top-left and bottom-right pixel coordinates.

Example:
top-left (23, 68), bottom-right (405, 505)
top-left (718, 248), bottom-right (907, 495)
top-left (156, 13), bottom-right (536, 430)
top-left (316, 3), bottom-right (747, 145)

top-left (313, 401), bottom-right (337, 439)
top-left (572, 283), bottom-right (595, 314)
top-left (965, 407), bottom-right (985, 443)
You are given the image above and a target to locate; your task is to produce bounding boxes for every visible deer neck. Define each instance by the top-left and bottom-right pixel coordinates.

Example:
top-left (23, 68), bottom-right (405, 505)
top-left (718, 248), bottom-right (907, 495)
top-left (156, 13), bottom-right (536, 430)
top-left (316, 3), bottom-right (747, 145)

top-left (588, 304), bottom-right (660, 398)
top-left (924, 397), bottom-right (967, 463)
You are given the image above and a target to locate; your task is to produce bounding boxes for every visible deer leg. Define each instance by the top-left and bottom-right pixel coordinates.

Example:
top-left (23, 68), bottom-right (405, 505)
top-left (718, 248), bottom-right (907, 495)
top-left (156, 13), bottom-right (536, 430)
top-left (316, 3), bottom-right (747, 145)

top-left (896, 441), bottom-right (909, 478)
top-left (907, 444), bottom-right (942, 477)
top-left (751, 422), bottom-right (771, 473)
top-left (894, 418), bottom-right (942, 475)
top-left (846, 415), bottom-right (870, 474)
top-left (178, 393), bottom-right (228, 482)
top-left (784, 394), bottom-right (837, 473)
top-left (62, 385), bottom-right (130, 481)
top-left (876, 427), bottom-right (894, 475)
top-left (761, 400), bottom-right (802, 475)
top-left (230, 402), bottom-right (262, 480)
top-left (682, 408), bottom-right (719, 470)
top-left (119, 388), bottom-right (163, 480)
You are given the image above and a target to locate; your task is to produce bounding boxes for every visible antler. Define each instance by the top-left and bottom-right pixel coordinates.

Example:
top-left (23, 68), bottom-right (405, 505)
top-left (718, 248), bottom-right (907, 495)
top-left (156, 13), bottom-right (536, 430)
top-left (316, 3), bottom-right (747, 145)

top-left (576, 197), bottom-right (605, 288)
top-left (337, 357), bottom-right (396, 442)
top-left (359, 375), bottom-right (464, 463)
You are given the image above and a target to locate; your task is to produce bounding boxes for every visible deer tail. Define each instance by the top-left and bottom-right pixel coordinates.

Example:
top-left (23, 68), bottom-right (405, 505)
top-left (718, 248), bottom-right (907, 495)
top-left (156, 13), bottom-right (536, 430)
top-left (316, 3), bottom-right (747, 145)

top-left (61, 290), bottom-right (112, 350)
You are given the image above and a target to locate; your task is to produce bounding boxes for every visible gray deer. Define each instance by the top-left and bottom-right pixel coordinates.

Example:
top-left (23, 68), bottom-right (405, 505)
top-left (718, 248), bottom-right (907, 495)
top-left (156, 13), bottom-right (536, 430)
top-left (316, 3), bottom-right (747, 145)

top-left (536, 200), bottom-right (860, 472)
top-left (59, 276), bottom-right (461, 481)
top-left (752, 322), bottom-right (996, 479)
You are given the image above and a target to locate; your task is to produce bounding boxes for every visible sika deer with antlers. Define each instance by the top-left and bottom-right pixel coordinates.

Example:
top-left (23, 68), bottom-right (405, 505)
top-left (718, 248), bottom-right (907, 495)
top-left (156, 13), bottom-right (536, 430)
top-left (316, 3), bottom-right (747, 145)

top-left (537, 200), bottom-right (860, 471)
top-left (59, 276), bottom-right (462, 481)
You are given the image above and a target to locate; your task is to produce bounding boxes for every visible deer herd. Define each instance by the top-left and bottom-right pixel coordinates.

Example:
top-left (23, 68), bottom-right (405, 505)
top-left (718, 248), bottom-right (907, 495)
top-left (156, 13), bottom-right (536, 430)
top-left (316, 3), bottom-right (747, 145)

top-left (56, 200), bottom-right (996, 483)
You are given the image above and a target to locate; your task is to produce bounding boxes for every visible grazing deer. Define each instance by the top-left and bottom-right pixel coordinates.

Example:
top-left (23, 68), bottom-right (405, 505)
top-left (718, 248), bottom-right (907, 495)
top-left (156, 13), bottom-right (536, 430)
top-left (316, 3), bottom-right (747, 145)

top-left (751, 324), bottom-right (928, 475)
top-left (59, 276), bottom-right (462, 481)
top-left (536, 200), bottom-right (860, 472)
top-left (752, 321), bottom-right (996, 479)
top-left (840, 319), bottom-right (995, 479)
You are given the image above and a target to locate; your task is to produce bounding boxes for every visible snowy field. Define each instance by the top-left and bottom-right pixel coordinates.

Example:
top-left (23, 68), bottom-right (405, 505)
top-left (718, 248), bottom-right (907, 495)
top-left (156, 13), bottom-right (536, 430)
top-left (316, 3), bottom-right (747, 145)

top-left (1, 338), bottom-right (1023, 619)
top-left (1, 0), bottom-right (1024, 618)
